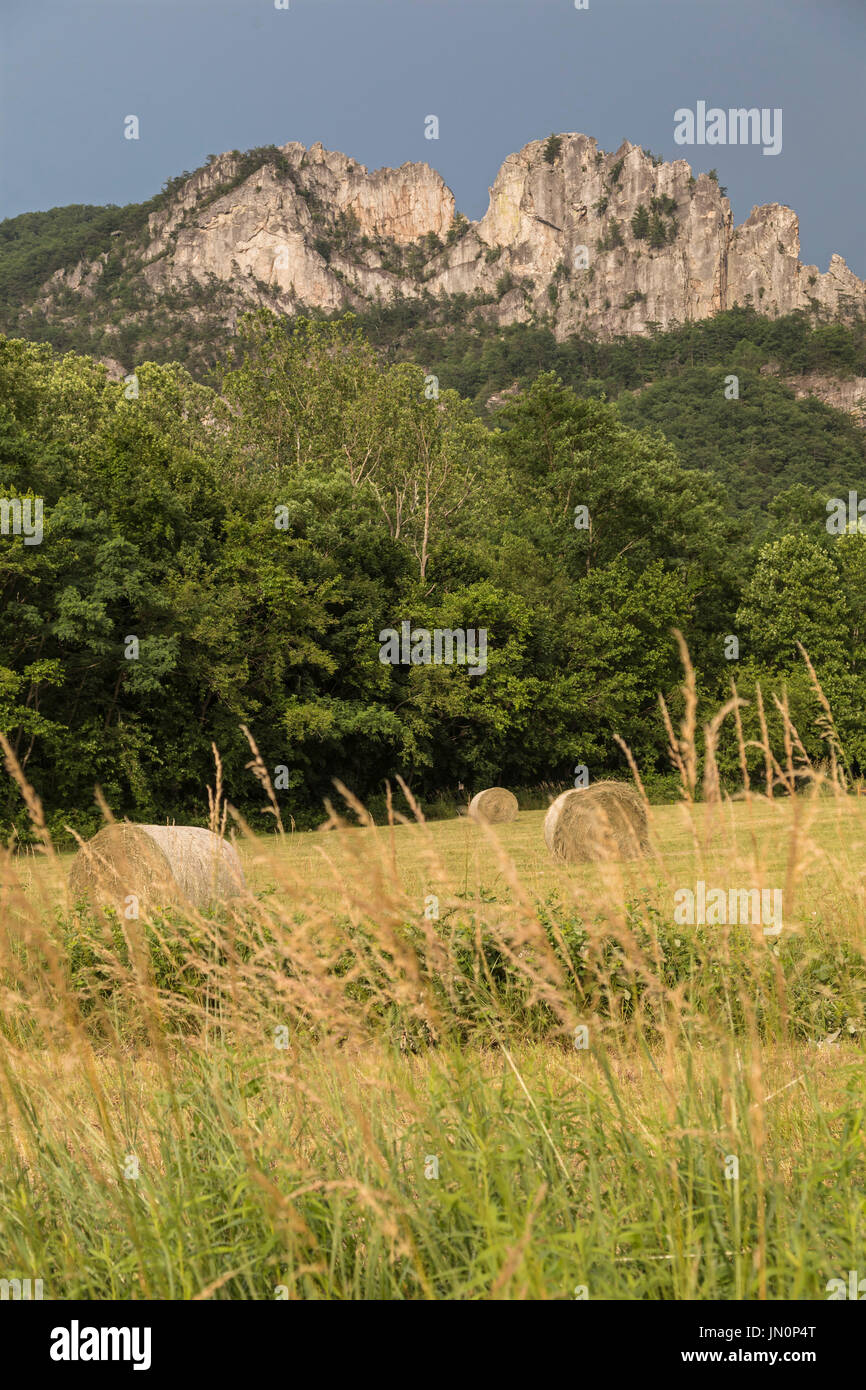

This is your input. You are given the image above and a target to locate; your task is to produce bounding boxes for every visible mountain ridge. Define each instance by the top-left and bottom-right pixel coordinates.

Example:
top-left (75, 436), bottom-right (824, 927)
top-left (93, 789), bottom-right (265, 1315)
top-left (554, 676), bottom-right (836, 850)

top-left (2, 132), bottom-right (865, 378)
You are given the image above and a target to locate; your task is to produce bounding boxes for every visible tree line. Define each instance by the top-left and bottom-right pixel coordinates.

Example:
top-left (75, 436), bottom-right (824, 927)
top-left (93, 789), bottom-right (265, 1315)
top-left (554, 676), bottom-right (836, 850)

top-left (1, 311), bottom-right (864, 840)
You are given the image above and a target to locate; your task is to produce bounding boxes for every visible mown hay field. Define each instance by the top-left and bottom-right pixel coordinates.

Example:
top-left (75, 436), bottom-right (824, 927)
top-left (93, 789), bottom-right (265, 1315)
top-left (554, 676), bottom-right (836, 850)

top-left (1, 783), bottom-right (865, 1301)
top-left (20, 792), bottom-right (866, 920)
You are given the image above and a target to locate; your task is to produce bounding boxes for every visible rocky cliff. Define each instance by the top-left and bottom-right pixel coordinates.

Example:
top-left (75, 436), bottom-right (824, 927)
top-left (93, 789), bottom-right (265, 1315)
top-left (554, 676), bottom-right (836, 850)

top-left (30, 132), bottom-right (866, 354)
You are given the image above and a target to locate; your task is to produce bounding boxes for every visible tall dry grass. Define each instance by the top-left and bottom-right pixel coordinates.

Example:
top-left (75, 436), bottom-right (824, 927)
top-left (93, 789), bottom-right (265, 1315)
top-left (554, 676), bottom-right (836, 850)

top-left (0, 649), bottom-right (864, 1299)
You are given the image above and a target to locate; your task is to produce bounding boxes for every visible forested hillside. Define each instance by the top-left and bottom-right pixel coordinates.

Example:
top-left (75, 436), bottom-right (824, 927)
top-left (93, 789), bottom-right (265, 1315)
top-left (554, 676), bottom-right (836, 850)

top-left (366, 304), bottom-right (866, 514)
top-left (2, 312), bottom-right (866, 841)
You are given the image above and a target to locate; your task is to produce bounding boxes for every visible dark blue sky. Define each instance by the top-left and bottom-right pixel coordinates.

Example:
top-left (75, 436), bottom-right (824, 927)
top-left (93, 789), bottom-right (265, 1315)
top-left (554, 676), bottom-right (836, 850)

top-left (2, 0), bottom-right (863, 276)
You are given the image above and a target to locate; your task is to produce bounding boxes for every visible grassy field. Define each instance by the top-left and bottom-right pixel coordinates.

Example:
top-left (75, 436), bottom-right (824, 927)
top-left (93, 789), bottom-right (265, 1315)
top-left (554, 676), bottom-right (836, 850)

top-left (19, 790), bottom-right (866, 935)
top-left (1, 754), bottom-right (866, 1300)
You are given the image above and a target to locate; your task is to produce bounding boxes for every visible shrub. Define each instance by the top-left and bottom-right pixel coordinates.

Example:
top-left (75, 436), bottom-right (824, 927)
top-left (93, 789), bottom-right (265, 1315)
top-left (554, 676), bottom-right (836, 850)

top-left (543, 134), bottom-right (563, 165)
top-left (631, 205), bottom-right (650, 240)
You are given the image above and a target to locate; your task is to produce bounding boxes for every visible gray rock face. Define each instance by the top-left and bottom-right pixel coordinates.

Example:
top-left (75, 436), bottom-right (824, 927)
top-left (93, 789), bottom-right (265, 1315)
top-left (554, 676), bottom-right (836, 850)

top-left (424, 134), bottom-right (863, 338)
top-left (43, 133), bottom-right (866, 342)
top-left (140, 143), bottom-right (455, 318)
top-left (772, 371), bottom-right (866, 426)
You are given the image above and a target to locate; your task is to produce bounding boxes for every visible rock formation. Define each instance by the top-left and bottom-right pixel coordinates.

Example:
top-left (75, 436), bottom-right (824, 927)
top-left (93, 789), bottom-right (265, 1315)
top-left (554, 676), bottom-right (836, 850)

top-left (30, 133), bottom-right (866, 352)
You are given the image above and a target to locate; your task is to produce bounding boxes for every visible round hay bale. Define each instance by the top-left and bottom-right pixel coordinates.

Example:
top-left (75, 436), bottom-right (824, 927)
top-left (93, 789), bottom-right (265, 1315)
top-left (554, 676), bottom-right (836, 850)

top-left (468, 787), bottom-right (519, 823)
top-left (543, 782), bottom-right (649, 863)
top-left (68, 824), bottom-right (246, 914)
top-left (138, 826), bottom-right (245, 904)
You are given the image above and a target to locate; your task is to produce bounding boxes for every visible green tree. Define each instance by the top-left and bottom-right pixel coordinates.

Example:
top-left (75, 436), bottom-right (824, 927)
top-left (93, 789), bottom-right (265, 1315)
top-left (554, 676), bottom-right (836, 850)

top-left (631, 205), bottom-right (650, 239)
top-left (736, 534), bottom-right (848, 671)
top-left (648, 213), bottom-right (668, 249)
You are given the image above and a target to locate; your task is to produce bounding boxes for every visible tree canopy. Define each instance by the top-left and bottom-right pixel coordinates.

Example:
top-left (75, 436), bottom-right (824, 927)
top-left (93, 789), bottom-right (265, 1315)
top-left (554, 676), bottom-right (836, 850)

top-left (1, 313), bottom-right (864, 839)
